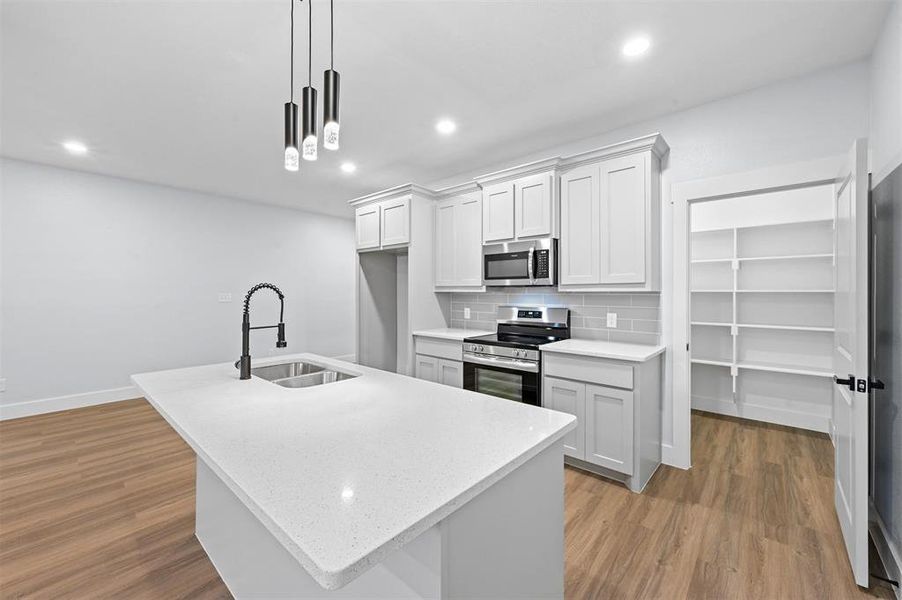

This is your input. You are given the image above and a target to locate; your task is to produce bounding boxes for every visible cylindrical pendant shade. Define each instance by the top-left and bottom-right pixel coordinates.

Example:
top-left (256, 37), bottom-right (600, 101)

top-left (284, 101), bottom-right (299, 171)
top-left (323, 69), bottom-right (340, 150)
top-left (301, 86), bottom-right (318, 161)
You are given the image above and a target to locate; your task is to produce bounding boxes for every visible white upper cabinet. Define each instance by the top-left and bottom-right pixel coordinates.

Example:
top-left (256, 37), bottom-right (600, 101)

top-left (353, 195), bottom-right (410, 251)
top-left (480, 165), bottom-right (559, 245)
top-left (482, 182), bottom-right (515, 243)
top-left (380, 196), bottom-right (411, 248)
top-left (557, 134), bottom-right (667, 292)
top-left (355, 204), bottom-right (381, 250)
top-left (514, 173), bottom-right (554, 239)
top-left (600, 154), bottom-right (646, 284)
top-left (434, 192), bottom-right (483, 290)
top-left (560, 165), bottom-right (600, 285)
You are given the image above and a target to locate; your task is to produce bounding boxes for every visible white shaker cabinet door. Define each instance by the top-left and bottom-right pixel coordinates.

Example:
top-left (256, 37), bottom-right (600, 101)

top-left (380, 196), bottom-right (410, 247)
top-left (599, 154), bottom-right (647, 284)
top-left (456, 196), bottom-right (483, 286)
top-left (415, 354), bottom-right (439, 383)
top-left (437, 359), bottom-right (464, 388)
top-left (543, 376), bottom-right (586, 460)
top-left (482, 182), bottom-right (515, 243)
top-left (560, 165), bottom-right (600, 285)
top-left (514, 173), bottom-right (553, 239)
top-left (585, 384), bottom-right (634, 474)
top-left (355, 204), bottom-right (381, 250)
top-left (434, 199), bottom-right (457, 287)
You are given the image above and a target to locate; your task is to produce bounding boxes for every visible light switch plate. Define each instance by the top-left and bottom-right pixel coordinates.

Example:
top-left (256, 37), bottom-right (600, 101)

top-left (464, 307), bottom-right (471, 320)
top-left (606, 313), bottom-right (617, 328)
top-left (218, 293), bottom-right (233, 303)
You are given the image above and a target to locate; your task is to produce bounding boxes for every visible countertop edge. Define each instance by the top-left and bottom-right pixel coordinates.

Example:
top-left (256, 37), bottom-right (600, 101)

top-left (540, 342), bottom-right (666, 362)
top-left (411, 328), bottom-right (493, 341)
top-left (132, 371), bottom-right (577, 591)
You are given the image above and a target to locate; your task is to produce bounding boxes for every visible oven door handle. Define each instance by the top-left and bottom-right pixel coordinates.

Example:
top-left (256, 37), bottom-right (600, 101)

top-left (463, 352), bottom-right (539, 373)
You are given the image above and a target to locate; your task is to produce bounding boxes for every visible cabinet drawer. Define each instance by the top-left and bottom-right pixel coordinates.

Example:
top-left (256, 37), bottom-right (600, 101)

top-left (414, 337), bottom-right (463, 361)
top-left (542, 353), bottom-right (633, 390)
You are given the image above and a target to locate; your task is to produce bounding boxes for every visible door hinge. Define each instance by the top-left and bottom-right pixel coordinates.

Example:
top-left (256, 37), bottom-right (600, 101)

top-left (834, 374), bottom-right (855, 392)
top-left (686, 343), bottom-right (690, 352)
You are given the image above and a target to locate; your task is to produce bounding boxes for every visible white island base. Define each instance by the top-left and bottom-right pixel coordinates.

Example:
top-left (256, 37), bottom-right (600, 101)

top-left (195, 443), bottom-right (565, 599)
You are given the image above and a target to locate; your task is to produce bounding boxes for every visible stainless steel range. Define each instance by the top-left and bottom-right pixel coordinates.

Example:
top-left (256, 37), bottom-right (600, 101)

top-left (463, 306), bottom-right (570, 406)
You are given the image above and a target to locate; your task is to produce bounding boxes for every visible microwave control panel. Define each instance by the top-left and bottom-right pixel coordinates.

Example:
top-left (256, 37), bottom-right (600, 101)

top-left (535, 250), bottom-right (550, 277)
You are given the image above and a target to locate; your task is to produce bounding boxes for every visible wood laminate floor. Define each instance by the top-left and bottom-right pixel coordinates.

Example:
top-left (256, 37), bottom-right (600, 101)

top-left (0, 400), bottom-right (894, 599)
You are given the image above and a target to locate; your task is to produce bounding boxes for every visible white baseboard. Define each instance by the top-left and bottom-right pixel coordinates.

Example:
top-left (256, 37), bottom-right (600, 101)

top-left (692, 396), bottom-right (830, 434)
top-left (661, 443), bottom-right (690, 470)
top-left (0, 386), bottom-right (139, 421)
top-left (870, 500), bottom-right (902, 600)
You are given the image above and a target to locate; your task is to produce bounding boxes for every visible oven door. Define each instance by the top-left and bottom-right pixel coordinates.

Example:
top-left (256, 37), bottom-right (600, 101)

top-left (463, 354), bottom-right (541, 406)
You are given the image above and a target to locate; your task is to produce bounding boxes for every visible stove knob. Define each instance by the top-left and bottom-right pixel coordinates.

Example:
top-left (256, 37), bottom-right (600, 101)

top-left (479, 345), bottom-right (485, 352)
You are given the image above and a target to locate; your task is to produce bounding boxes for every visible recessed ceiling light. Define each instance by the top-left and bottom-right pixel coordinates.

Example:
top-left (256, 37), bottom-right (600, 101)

top-left (435, 119), bottom-right (457, 135)
top-left (622, 36), bottom-right (651, 58)
top-left (62, 140), bottom-right (89, 155)
top-left (340, 161), bottom-right (357, 174)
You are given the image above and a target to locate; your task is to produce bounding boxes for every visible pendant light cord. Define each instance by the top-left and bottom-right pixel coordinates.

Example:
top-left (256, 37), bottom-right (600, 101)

top-left (289, 0), bottom-right (294, 101)
top-left (330, 0), bottom-right (334, 69)
top-left (308, 0), bottom-right (312, 86)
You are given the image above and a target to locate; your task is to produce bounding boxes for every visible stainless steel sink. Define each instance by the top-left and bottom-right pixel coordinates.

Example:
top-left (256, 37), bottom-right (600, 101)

top-left (251, 360), bottom-right (357, 388)
top-left (251, 361), bottom-right (325, 381)
top-left (275, 370), bottom-right (357, 388)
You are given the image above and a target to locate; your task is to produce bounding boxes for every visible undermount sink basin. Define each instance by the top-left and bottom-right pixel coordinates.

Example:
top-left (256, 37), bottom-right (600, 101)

top-left (251, 360), bottom-right (357, 388)
top-left (274, 370), bottom-right (357, 388)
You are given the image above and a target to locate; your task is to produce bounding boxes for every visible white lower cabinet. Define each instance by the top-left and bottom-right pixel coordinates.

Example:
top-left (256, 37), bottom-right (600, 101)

top-left (542, 352), bottom-right (662, 493)
top-left (413, 336), bottom-right (464, 388)
top-left (437, 359), bottom-right (463, 388)
top-left (415, 355), bottom-right (440, 383)
top-left (585, 384), bottom-right (634, 474)
top-left (543, 377), bottom-right (585, 460)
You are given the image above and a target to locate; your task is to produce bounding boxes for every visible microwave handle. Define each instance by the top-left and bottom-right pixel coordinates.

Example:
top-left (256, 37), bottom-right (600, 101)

top-left (527, 247), bottom-right (535, 282)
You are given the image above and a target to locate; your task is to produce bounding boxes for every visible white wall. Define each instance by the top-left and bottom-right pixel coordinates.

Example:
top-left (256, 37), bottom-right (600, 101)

top-left (0, 158), bottom-right (356, 409)
top-left (870, 0), bottom-right (902, 185)
top-left (429, 60), bottom-right (871, 456)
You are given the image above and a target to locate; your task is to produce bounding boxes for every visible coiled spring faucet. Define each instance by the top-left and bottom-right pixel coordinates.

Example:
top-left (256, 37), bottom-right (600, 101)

top-left (237, 283), bottom-right (287, 380)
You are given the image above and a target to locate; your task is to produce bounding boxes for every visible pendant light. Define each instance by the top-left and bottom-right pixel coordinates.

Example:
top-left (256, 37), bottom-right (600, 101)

top-left (301, 0), bottom-right (318, 161)
top-left (283, 0), bottom-right (299, 171)
top-left (322, 0), bottom-right (340, 150)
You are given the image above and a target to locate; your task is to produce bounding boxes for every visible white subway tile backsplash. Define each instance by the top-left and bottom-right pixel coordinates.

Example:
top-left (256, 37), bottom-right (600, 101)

top-left (448, 288), bottom-right (661, 344)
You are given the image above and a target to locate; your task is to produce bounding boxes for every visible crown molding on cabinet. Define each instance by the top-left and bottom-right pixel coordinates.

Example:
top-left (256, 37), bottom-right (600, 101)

top-left (473, 156), bottom-right (563, 188)
top-left (559, 133), bottom-right (670, 171)
top-left (433, 180), bottom-right (481, 198)
top-left (348, 182), bottom-right (436, 207)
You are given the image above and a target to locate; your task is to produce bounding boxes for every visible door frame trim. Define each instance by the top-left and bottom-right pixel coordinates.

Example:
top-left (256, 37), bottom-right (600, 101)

top-left (669, 155), bottom-right (842, 469)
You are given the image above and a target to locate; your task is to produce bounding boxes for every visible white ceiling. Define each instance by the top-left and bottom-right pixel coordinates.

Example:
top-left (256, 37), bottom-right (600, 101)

top-left (0, 0), bottom-right (890, 218)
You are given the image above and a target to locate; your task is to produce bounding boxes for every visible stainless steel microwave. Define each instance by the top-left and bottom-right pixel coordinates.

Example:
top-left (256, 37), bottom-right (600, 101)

top-left (482, 238), bottom-right (556, 287)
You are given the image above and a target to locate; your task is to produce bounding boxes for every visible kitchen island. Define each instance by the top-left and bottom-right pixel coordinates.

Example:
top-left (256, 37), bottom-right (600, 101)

top-left (132, 353), bottom-right (576, 598)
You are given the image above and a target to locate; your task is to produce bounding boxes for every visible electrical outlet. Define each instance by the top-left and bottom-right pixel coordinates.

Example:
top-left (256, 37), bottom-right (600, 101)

top-left (218, 293), bottom-right (232, 303)
top-left (464, 307), bottom-right (471, 320)
top-left (606, 312), bottom-right (618, 328)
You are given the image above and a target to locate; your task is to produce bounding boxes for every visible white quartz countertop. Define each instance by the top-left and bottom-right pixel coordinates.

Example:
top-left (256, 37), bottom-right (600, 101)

top-left (132, 353), bottom-right (575, 590)
top-left (411, 327), bottom-right (493, 341)
top-left (541, 339), bottom-right (666, 362)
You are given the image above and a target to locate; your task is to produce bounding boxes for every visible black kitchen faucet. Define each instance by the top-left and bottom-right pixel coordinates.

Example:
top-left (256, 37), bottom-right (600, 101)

top-left (237, 283), bottom-right (286, 380)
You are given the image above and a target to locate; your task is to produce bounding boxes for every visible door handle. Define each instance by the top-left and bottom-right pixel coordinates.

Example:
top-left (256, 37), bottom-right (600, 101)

top-left (869, 378), bottom-right (885, 391)
top-left (527, 247), bottom-right (535, 282)
top-left (834, 374), bottom-right (855, 391)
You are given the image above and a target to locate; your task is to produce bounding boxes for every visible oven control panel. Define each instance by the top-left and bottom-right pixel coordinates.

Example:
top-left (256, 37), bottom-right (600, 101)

top-left (464, 344), bottom-right (539, 362)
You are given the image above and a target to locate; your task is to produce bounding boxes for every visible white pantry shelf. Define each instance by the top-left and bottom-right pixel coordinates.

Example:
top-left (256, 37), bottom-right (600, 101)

top-left (690, 210), bottom-right (836, 432)
top-left (738, 253), bottom-right (833, 262)
top-left (736, 361), bottom-right (833, 379)
top-left (690, 358), bottom-right (733, 368)
top-left (736, 323), bottom-right (834, 333)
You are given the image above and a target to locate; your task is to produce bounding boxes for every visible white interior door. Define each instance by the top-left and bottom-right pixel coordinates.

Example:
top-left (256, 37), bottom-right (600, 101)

top-left (832, 138), bottom-right (869, 588)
